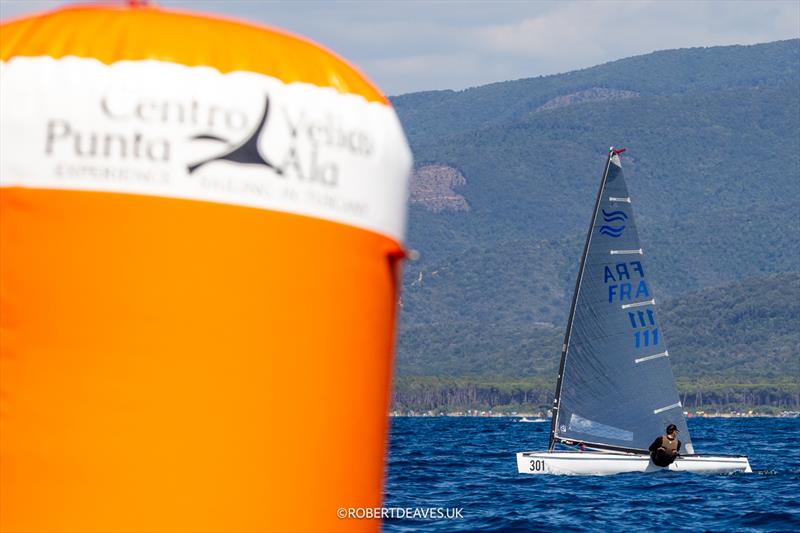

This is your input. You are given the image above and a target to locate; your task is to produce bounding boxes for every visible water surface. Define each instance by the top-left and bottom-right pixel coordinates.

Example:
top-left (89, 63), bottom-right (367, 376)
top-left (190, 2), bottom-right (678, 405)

top-left (384, 417), bottom-right (799, 532)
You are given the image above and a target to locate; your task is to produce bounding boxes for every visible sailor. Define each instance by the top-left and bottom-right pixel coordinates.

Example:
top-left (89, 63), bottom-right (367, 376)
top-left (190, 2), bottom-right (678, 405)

top-left (649, 424), bottom-right (681, 467)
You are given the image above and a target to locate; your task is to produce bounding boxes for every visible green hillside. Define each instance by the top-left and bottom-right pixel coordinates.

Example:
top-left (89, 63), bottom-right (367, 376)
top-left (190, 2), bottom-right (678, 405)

top-left (394, 273), bottom-right (800, 412)
top-left (391, 40), bottom-right (800, 410)
top-left (397, 273), bottom-right (800, 381)
top-left (401, 201), bottom-right (799, 330)
top-left (402, 82), bottom-right (799, 266)
top-left (393, 40), bottom-right (800, 143)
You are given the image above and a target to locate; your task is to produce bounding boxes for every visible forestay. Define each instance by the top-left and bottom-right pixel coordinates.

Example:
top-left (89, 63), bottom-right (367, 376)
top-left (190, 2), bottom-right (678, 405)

top-left (549, 149), bottom-right (694, 454)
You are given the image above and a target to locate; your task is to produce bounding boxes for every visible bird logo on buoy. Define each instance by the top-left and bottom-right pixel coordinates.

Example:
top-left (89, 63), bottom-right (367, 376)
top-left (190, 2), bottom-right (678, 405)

top-left (187, 96), bottom-right (282, 175)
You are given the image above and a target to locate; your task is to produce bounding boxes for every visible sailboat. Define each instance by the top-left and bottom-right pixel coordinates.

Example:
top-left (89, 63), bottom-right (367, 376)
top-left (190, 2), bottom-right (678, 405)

top-left (515, 148), bottom-right (751, 475)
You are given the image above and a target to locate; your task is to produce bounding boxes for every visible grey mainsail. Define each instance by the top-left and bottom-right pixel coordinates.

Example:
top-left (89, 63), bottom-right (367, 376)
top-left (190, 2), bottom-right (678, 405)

top-left (549, 148), bottom-right (694, 454)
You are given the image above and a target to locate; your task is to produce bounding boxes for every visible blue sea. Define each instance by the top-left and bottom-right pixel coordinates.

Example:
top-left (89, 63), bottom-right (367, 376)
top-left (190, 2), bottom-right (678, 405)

top-left (383, 417), bottom-right (800, 532)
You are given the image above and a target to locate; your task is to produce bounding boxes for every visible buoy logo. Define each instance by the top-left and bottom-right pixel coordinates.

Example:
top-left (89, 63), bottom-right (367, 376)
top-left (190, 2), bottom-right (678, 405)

top-left (185, 92), bottom-right (377, 189)
top-left (188, 96), bottom-right (282, 175)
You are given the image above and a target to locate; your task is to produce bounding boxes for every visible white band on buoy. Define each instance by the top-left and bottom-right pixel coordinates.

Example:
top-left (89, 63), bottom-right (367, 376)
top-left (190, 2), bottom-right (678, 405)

top-left (0, 56), bottom-right (412, 242)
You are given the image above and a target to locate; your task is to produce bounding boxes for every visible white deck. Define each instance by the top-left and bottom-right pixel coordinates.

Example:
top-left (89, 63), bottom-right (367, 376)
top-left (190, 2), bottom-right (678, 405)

top-left (517, 451), bottom-right (752, 475)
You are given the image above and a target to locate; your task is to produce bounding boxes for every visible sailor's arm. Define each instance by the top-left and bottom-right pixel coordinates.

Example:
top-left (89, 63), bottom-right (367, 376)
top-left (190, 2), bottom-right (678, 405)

top-left (648, 437), bottom-right (662, 452)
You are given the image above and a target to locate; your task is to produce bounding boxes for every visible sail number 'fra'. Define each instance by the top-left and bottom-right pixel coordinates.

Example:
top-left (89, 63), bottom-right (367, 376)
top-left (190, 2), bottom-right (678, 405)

top-left (605, 261), bottom-right (648, 303)
top-left (529, 459), bottom-right (546, 472)
top-left (605, 261), bottom-right (658, 348)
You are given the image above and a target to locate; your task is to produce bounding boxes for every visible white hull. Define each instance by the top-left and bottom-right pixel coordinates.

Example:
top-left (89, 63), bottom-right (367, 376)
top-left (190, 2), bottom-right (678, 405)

top-left (517, 451), bottom-right (752, 475)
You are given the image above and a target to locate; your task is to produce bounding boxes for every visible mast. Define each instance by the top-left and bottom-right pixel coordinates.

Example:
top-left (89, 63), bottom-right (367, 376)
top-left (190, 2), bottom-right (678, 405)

top-left (548, 147), bottom-right (616, 451)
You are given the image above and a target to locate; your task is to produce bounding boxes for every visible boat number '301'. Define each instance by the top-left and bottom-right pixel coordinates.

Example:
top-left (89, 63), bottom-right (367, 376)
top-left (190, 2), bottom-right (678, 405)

top-left (529, 459), bottom-right (546, 472)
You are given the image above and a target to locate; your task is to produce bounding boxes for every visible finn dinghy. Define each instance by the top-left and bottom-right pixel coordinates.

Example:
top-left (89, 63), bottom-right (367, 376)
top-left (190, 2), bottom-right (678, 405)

top-left (516, 148), bottom-right (751, 475)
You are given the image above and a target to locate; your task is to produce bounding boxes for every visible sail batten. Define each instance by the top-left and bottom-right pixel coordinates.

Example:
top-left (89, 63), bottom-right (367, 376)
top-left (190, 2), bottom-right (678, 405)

top-left (610, 249), bottom-right (643, 255)
top-left (654, 402), bottom-right (683, 414)
top-left (549, 148), bottom-right (692, 452)
top-left (620, 299), bottom-right (656, 309)
top-left (634, 351), bottom-right (669, 364)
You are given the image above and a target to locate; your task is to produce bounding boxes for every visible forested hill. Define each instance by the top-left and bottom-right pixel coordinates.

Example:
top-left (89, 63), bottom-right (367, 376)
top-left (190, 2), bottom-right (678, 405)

top-left (396, 272), bottom-right (799, 382)
top-left (392, 40), bottom-right (799, 144)
top-left (394, 272), bottom-right (800, 413)
top-left (390, 40), bottom-right (800, 410)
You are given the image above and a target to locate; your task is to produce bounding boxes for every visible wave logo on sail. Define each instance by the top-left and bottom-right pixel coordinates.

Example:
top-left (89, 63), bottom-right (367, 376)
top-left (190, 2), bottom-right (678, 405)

top-left (599, 208), bottom-right (628, 237)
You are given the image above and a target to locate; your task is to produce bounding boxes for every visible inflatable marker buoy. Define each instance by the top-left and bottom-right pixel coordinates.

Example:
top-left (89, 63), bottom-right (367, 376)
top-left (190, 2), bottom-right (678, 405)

top-left (0, 3), bottom-right (411, 532)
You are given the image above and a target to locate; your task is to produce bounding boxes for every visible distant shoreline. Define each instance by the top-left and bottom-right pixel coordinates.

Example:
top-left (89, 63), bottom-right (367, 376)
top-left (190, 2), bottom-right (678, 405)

top-left (390, 412), bottom-right (800, 419)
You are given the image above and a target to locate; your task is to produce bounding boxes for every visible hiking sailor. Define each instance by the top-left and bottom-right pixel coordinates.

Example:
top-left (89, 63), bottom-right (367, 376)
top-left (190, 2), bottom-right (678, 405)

top-left (649, 424), bottom-right (681, 467)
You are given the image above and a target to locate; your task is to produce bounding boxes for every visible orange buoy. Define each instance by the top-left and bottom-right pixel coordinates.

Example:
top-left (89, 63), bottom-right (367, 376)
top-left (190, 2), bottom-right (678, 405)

top-left (0, 3), bottom-right (410, 532)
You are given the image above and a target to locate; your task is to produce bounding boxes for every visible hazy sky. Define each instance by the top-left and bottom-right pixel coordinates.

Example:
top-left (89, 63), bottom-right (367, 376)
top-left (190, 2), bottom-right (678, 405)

top-left (1, 0), bottom-right (798, 95)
